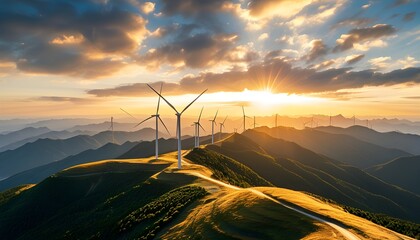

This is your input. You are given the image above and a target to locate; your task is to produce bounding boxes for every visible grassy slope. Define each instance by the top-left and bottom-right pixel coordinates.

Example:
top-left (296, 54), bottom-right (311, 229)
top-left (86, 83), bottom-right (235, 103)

top-left (185, 148), bottom-right (272, 188)
top-left (367, 155), bottom-right (420, 195)
top-left (0, 152), bottom-right (415, 239)
top-left (0, 159), bottom-right (197, 239)
top-left (208, 132), bottom-right (420, 223)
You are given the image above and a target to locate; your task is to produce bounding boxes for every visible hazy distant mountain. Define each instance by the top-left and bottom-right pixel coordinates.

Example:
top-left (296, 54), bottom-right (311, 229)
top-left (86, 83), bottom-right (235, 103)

top-left (66, 121), bottom-right (139, 132)
top-left (0, 141), bottom-right (138, 192)
top-left (26, 118), bottom-right (107, 131)
top-left (367, 156), bottom-right (420, 195)
top-left (118, 133), bottom-right (227, 159)
top-left (316, 125), bottom-right (420, 155)
top-left (0, 130), bottom-right (95, 152)
top-left (0, 128), bottom-right (168, 179)
top-left (207, 131), bottom-right (420, 222)
top-left (0, 127), bottom-right (50, 148)
top-left (0, 135), bottom-right (104, 180)
top-left (254, 126), bottom-right (411, 169)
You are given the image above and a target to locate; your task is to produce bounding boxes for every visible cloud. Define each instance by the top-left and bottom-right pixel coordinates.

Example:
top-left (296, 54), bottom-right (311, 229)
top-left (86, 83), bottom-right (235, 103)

top-left (247, 0), bottom-right (313, 19)
top-left (138, 33), bottom-right (257, 70)
top-left (345, 54), bottom-right (365, 65)
top-left (312, 60), bottom-right (336, 70)
top-left (35, 96), bottom-right (94, 104)
top-left (88, 59), bottom-right (420, 96)
top-left (304, 39), bottom-right (328, 62)
top-left (258, 33), bottom-right (269, 41)
top-left (141, 2), bottom-right (155, 14)
top-left (398, 56), bottom-right (420, 68)
top-left (369, 57), bottom-right (392, 69)
top-left (333, 24), bottom-right (397, 52)
top-left (403, 12), bottom-right (416, 21)
top-left (0, 0), bottom-right (147, 78)
top-left (331, 18), bottom-right (372, 29)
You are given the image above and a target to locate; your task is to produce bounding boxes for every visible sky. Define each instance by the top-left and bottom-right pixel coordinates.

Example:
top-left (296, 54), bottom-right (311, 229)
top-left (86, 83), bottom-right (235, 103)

top-left (0, 0), bottom-right (419, 120)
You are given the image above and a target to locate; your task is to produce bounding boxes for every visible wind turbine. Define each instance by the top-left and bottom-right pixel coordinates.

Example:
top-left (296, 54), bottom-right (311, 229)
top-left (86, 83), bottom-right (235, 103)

top-left (209, 109), bottom-right (218, 144)
top-left (120, 84), bottom-right (170, 160)
top-left (147, 84), bottom-right (207, 169)
top-left (192, 106), bottom-right (205, 147)
top-left (275, 114), bottom-right (278, 128)
top-left (253, 116), bottom-right (256, 129)
top-left (242, 106), bottom-right (251, 133)
top-left (352, 115), bottom-right (356, 126)
top-left (329, 115), bottom-right (332, 126)
top-left (108, 117), bottom-right (114, 144)
top-left (219, 116), bottom-right (228, 139)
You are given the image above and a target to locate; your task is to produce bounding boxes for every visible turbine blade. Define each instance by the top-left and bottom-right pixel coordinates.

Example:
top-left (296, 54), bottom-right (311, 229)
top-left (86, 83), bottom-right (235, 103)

top-left (158, 116), bottom-right (171, 136)
top-left (133, 116), bottom-right (154, 128)
top-left (222, 115), bottom-right (228, 124)
top-left (198, 123), bottom-right (206, 132)
top-left (120, 108), bottom-right (137, 120)
top-left (198, 106), bottom-right (204, 122)
top-left (156, 83), bottom-right (163, 114)
top-left (213, 109), bottom-right (219, 121)
top-left (246, 116), bottom-right (252, 119)
top-left (147, 84), bottom-right (178, 113)
top-left (181, 89), bottom-right (208, 114)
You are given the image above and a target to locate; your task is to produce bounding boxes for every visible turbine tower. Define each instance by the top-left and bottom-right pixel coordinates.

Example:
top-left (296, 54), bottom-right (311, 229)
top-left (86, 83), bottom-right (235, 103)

top-left (275, 114), bottom-right (278, 128)
top-left (209, 109), bottom-right (218, 144)
top-left (219, 116), bottom-right (228, 139)
top-left (193, 106), bottom-right (205, 147)
top-left (253, 116), bottom-right (256, 129)
top-left (109, 117), bottom-right (114, 144)
top-left (147, 84), bottom-right (207, 169)
top-left (352, 115), bottom-right (356, 126)
top-left (242, 106), bottom-right (251, 133)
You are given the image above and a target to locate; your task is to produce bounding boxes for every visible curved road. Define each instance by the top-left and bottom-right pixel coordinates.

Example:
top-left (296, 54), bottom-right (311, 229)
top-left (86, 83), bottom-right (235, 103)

top-left (186, 171), bottom-right (360, 240)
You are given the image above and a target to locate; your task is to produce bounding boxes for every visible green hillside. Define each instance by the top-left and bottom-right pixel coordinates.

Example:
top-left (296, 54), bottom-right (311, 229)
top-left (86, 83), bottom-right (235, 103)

top-left (0, 159), bottom-right (205, 239)
top-left (367, 155), bottom-right (420, 195)
top-left (206, 131), bottom-right (420, 223)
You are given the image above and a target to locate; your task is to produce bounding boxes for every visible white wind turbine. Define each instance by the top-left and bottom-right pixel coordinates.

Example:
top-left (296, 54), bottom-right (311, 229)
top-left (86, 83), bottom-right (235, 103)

top-left (219, 116), bottom-right (228, 139)
top-left (120, 84), bottom-right (170, 160)
top-left (209, 109), bottom-right (218, 144)
top-left (147, 84), bottom-right (207, 169)
top-left (242, 106), bottom-right (251, 133)
top-left (192, 106), bottom-right (205, 147)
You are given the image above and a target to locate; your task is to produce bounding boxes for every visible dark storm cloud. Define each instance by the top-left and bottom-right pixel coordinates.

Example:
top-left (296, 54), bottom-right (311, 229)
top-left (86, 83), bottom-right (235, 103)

top-left (88, 59), bottom-right (420, 97)
top-left (305, 40), bottom-right (328, 62)
top-left (0, 0), bottom-right (147, 78)
top-left (333, 24), bottom-right (397, 52)
top-left (346, 54), bottom-right (365, 65)
top-left (403, 12), bottom-right (416, 21)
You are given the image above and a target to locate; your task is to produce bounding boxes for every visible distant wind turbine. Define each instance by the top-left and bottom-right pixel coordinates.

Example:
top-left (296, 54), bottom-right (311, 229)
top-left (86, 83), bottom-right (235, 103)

top-left (242, 106), bottom-right (251, 133)
top-left (219, 116), bottom-right (228, 139)
top-left (192, 106), bottom-right (205, 147)
top-left (209, 109), bottom-right (218, 144)
top-left (147, 84), bottom-right (207, 169)
top-left (352, 115), bottom-right (356, 126)
top-left (253, 116), bottom-right (256, 129)
top-left (108, 116), bottom-right (114, 144)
